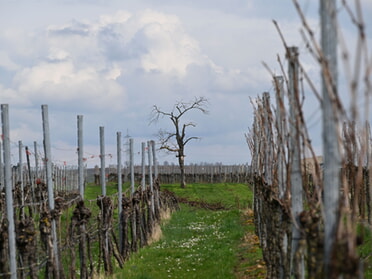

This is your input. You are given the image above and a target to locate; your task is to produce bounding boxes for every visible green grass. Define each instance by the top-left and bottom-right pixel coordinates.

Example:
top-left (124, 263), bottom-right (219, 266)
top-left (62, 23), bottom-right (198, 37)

top-left (115, 206), bottom-right (244, 279)
top-left (83, 182), bottom-right (371, 278)
top-left (358, 223), bottom-right (372, 278)
top-left (161, 183), bottom-right (253, 208)
top-left (111, 183), bottom-right (258, 279)
top-left (84, 181), bottom-right (131, 199)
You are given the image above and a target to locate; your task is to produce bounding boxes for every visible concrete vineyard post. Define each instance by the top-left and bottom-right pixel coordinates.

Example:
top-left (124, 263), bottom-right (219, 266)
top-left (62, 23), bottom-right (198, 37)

top-left (287, 46), bottom-right (304, 278)
top-left (41, 104), bottom-right (61, 278)
top-left (321, 0), bottom-right (341, 273)
top-left (1, 104), bottom-right (17, 279)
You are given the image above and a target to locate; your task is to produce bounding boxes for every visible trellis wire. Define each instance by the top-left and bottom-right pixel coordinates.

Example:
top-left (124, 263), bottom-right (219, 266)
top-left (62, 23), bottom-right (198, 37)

top-left (0, 104), bottom-right (179, 278)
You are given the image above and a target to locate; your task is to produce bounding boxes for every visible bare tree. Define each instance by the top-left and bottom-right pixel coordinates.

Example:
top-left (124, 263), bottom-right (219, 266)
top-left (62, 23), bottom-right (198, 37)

top-left (151, 97), bottom-right (208, 188)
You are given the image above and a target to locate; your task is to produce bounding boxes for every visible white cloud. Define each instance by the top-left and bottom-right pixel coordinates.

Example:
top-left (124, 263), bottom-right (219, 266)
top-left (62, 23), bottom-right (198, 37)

top-left (5, 0), bottom-right (367, 166)
top-left (0, 51), bottom-right (19, 71)
top-left (12, 60), bottom-right (125, 111)
top-left (47, 48), bottom-right (71, 62)
top-left (0, 6), bottom-right (276, 165)
top-left (0, 85), bottom-right (28, 106)
top-left (131, 10), bottom-right (206, 76)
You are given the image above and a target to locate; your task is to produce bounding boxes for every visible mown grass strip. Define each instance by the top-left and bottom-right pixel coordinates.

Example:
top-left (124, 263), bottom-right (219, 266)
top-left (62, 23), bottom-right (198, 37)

top-left (161, 183), bottom-right (253, 209)
top-left (111, 183), bottom-right (264, 279)
top-left (114, 205), bottom-right (243, 279)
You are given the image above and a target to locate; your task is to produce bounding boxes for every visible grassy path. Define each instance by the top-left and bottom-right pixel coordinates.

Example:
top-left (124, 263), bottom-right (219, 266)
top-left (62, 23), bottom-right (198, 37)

top-left (113, 183), bottom-right (266, 279)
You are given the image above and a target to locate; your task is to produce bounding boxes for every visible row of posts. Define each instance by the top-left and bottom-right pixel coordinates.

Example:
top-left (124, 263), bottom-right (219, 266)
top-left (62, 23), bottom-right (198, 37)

top-left (250, 0), bottom-right (348, 277)
top-left (1, 104), bottom-right (159, 278)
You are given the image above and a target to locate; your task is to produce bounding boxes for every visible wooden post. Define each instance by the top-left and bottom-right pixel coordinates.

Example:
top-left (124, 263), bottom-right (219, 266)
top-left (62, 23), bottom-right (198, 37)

top-left (141, 142), bottom-right (146, 190)
top-left (100, 126), bottom-right (106, 196)
top-left (77, 115), bottom-right (84, 199)
top-left (262, 92), bottom-right (273, 186)
top-left (18, 140), bottom-right (25, 218)
top-left (151, 140), bottom-right (158, 179)
top-left (1, 104), bottom-right (17, 279)
top-left (34, 141), bottom-right (39, 181)
top-left (321, 0), bottom-right (340, 273)
top-left (25, 146), bottom-right (32, 186)
top-left (129, 138), bottom-right (134, 194)
top-left (252, 115), bottom-right (259, 175)
top-left (274, 76), bottom-right (287, 199)
top-left (151, 140), bottom-right (160, 217)
top-left (0, 142), bottom-right (3, 191)
top-left (148, 141), bottom-right (155, 215)
top-left (77, 115), bottom-right (88, 278)
top-left (117, 132), bottom-right (123, 251)
top-left (274, 76), bottom-right (289, 279)
top-left (367, 122), bottom-right (372, 224)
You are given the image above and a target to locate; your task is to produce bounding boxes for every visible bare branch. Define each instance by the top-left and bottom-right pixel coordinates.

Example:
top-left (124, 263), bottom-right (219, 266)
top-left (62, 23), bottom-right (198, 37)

top-left (273, 20), bottom-right (289, 51)
top-left (175, 96), bottom-right (209, 119)
top-left (150, 97), bottom-right (208, 188)
top-left (150, 96), bottom-right (208, 157)
top-left (150, 105), bottom-right (172, 124)
top-left (157, 129), bottom-right (178, 152)
top-left (184, 136), bottom-right (200, 146)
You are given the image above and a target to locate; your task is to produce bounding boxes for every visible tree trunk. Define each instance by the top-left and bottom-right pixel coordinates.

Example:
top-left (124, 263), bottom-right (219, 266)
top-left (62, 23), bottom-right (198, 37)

top-left (178, 153), bottom-right (186, 188)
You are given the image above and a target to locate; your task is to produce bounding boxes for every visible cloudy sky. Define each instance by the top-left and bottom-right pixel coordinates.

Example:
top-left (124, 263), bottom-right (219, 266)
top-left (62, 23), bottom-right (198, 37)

top-left (1, 0), bottom-right (372, 167)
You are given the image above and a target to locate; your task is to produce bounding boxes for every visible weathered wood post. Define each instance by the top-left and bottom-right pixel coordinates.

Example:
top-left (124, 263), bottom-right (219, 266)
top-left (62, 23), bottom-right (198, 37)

top-left (141, 142), bottom-right (146, 190)
top-left (287, 46), bottom-right (304, 278)
top-left (262, 92), bottom-right (273, 186)
top-left (259, 94), bottom-right (270, 270)
top-left (252, 114), bottom-right (260, 176)
top-left (98, 126), bottom-right (112, 274)
top-left (18, 140), bottom-right (25, 218)
top-left (77, 115), bottom-right (84, 199)
top-left (130, 138), bottom-right (134, 194)
top-left (129, 138), bottom-right (137, 251)
top-left (1, 104), bottom-right (17, 279)
top-left (251, 103), bottom-right (263, 245)
top-left (100, 126), bottom-right (106, 196)
top-left (117, 132), bottom-right (123, 251)
top-left (41, 104), bottom-right (62, 278)
top-left (321, 0), bottom-right (341, 274)
top-left (366, 122), bottom-right (372, 224)
top-left (151, 140), bottom-right (158, 179)
top-left (25, 146), bottom-right (32, 186)
top-left (148, 141), bottom-right (155, 215)
top-left (77, 115), bottom-right (89, 278)
top-left (151, 140), bottom-right (160, 218)
top-left (274, 76), bottom-right (287, 199)
top-left (34, 141), bottom-right (39, 181)
top-left (274, 75), bottom-right (290, 278)
top-left (0, 142), bottom-right (3, 191)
